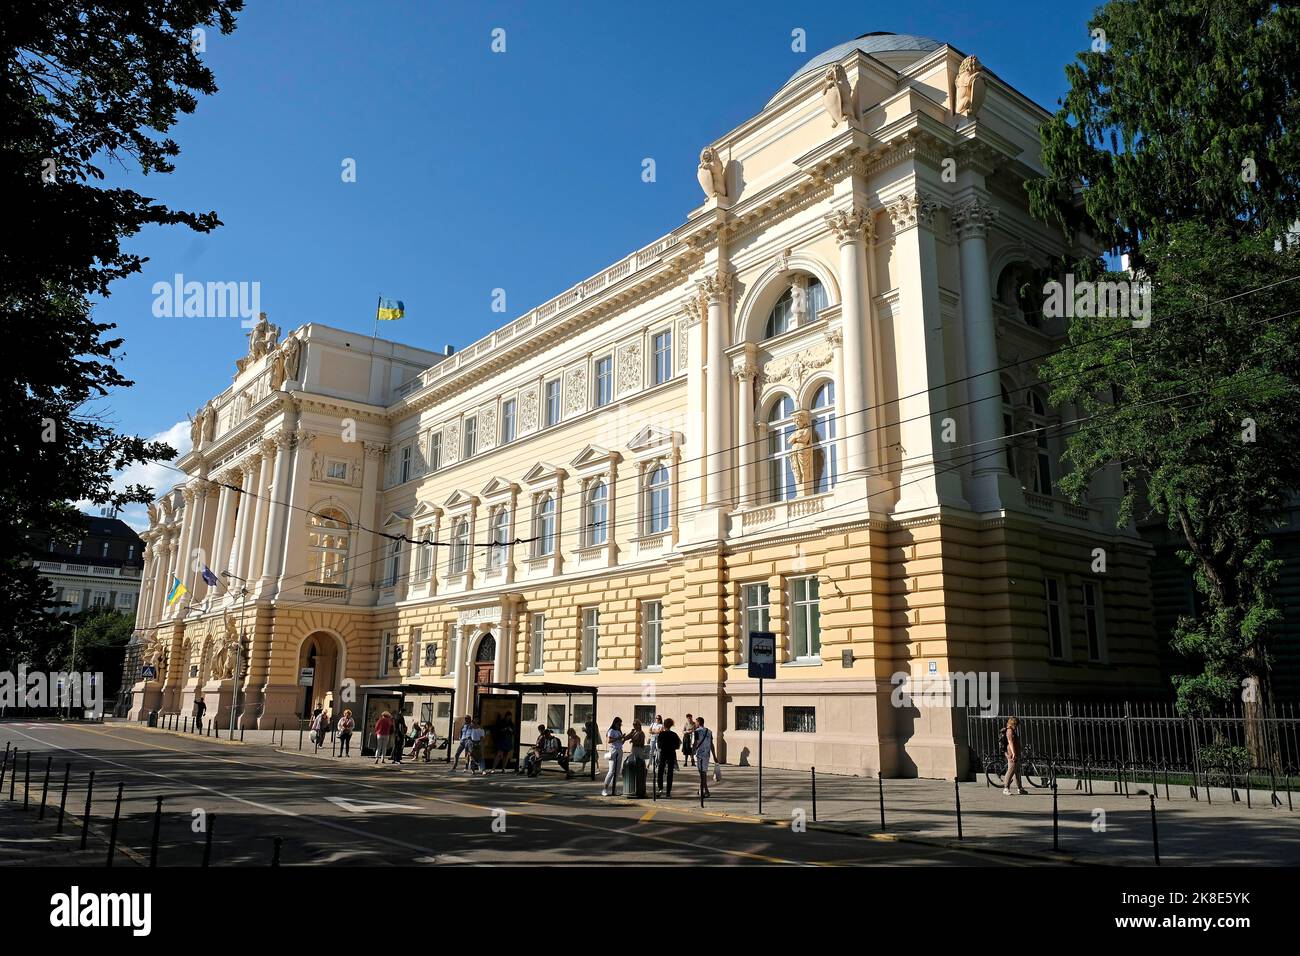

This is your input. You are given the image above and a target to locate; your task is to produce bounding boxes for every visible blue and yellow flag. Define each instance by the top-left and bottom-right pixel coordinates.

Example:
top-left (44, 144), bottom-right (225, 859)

top-left (166, 575), bottom-right (188, 605)
top-left (376, 297), bottom-right (405, 321)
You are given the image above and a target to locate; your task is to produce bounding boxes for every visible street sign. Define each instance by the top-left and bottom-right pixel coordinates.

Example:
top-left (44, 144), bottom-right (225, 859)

top-left (747, 631), bottom-right (776, 680)
top-left (141, 664), bottom-right (157, 681)
top-left (298, 667), bottom-right (315, 687)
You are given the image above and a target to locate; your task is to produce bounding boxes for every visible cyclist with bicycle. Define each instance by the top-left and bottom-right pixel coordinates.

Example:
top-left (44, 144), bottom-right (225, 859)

top-left (1002, 716), bottom-right (1028, 795)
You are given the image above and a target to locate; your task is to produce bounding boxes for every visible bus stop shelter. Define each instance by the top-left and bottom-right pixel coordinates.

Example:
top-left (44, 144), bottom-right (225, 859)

top-left (477, 681), bottom-right (598, 780)
top-left (357, 682), bottom-right (457, 760)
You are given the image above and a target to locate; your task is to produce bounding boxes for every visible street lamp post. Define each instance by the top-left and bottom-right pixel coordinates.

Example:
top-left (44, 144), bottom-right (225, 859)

top-left (221, 572), bottom-right (250, 735)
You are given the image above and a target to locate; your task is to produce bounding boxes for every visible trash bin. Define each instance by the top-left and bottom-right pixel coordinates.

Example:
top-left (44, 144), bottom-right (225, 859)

top-left (622, 754), bottom-right (647, 799)
top-left (147, 709), bottom-right (158, 728)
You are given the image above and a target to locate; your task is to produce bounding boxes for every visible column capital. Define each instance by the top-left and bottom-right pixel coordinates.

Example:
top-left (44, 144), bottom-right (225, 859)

top-left (886, 190), bottom-right (943, 231)
top-left (732, 359), bottom-right (759, 383)
top-left (952, 196), bottom-right (998, 240)
top-left (825, 205), bottom-right (875, 245)
top-left (679, 291), bottom-right (703, 325)
top-left (696, 270), bottom-right (734, 305)
top-left (363, 441), bottom-right (388, 460)
top-left (259, 437), bottom-right (279, 459)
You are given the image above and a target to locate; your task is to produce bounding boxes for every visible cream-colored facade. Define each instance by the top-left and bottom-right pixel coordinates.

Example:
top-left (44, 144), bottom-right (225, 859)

top-left (130, 33), bottom-right (1162, 777)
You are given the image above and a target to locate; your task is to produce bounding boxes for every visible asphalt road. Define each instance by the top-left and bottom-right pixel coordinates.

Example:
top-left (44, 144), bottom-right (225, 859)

top-left (0, 721), bottom-right (1019, 866)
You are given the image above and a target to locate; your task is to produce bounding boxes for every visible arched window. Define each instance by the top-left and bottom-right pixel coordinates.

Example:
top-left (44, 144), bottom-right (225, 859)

top-left (811, 381), bottom-right (837, 493)
top-left (585, 481), bottom-right (608, 547)
top-left (645, 463), bottom-right (670, 534)
top-left (998, 265), bottom-right (1042, 329)
top-left (1001, 384), bottom-right (1017, 477)
top-left (767, 395), bottom-right (797, 502)
top-left (308, 508), bottom-right (350, 585)
top-left (385, 536), bottom-right (402, 588)
top-left (488, 508), bottom-right (509, 569)
top-left (764, 289), bottom-right (794, 339)
top-left (1028, 391), bottom-right (1053, 495)
top-left (450, 517), bottom-right (470, 574)
top-left (534, 495), bottom-right (556, 556)
top-left (806, 278), bottom-right (829, 324)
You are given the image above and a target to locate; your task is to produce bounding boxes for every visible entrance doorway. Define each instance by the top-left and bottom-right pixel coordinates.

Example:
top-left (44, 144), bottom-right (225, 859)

top-left (298, 632), bottom-right (340, 719)
top-left (473, 633), bottom-right (496, 714)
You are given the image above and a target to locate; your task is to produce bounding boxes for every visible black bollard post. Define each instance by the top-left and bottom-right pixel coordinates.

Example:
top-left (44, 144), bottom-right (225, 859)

top-left (150, 796), bottom-right (163, 867)
top-left (202, 812), bottom-right (215, 867)
top-left (240, 725), bottom-right (245, 743)
top-left (1149, 793), bottom-right (1160, 865)
top-left (57, 764), bottom-right (70, 833)
top-left (299, 725), bottom-right (304, 751)
top-left (1052, 778), bottom-right (1060, 852)
top-left (23, 751), bottom-right (31, 810)
top-left (38, 755), bottom-right (52, 819)
top-left (877, 772), bottom-right (886, 832)
top-left (699, 776), bottom-right (705, 808)
top-left (106, 782), bottom-right (123, 867)
top-left (954, 778), bottom-right (963, 840)
top-left (0, 744), bottom-right (9, 795)
top-left (811, 767), bottom-right (818, 822)
top-left (79, 770), bottom-right (95, 850)
top-left (271, 835), bottom-right (283, 867)
top-left (8, 748), bottom-right (15, 801)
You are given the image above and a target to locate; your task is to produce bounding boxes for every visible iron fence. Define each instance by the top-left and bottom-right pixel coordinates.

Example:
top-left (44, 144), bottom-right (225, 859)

top-left (966, 699), bottom-right (1300, 796)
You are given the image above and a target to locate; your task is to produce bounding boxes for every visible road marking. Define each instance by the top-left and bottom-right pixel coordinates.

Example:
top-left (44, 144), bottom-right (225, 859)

top-left (325, 796), bottom-right (420, 814)
top-left (639, 808), bottom-right (658, 823)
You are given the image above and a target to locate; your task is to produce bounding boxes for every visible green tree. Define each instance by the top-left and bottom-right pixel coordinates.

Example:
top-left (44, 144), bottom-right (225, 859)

top-left (1040, 224), bottom-right (1300, 746)
top-left (1028, 0), bottom-right (1300, 262)
top-left (1, 1), bottom-right (243, 658)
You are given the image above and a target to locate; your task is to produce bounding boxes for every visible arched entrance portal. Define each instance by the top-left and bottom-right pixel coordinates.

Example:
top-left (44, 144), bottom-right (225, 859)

top-left (474, 633), bottom-right (496, 712)
top-left (298, 631), bottom-right (341, 718)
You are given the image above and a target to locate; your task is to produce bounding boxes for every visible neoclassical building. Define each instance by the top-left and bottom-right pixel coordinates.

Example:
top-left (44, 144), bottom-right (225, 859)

top-left (130, 33), bottom-right (1162, 777)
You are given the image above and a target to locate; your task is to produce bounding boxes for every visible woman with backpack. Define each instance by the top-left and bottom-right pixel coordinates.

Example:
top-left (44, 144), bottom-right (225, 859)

top-left (336, 709), bottom-right (356, 757)
top-left (1002, 716), bottom-right (1027, 795)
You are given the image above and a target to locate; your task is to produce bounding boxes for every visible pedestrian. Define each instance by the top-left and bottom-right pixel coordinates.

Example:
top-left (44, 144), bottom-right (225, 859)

top-left (601, 716), bottom-right (625, 796)
top-left (311, 708), bottom-right (331, 748)
top-left (491, 713), bottom-right (516, 773)
top-left (468, 718), bottom-right (486, 774)
top-left (681, 713), bottom-right (695, 766)
top-left (692, 716), bottom-right (718, 798)
top-left (390, 712), bottom-right (407, 764)
top-left (627, 719), bottom-right (648, 760)
top-left (373, 710), bottom-right (394, 764)
top-left (1002, 716), bottom-right (1027, 795)
top-left (192, 696), bottom-right (207, 734)
top-left (566, 726), bottom-right (582, 769)
top-left (336, 709), bottom-right (356, 757)
top-left (648, 713), bottom-right (664, 778)
top-left (451, 715), bottom-right (474, 771)
top-left (656, 717), bottom-right (680, 797)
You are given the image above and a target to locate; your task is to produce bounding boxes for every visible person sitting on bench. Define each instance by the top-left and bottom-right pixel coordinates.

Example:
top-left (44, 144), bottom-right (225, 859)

top-left (408, 722), bottom-right (438, 762)
top-left (524, 725), bottom-right (569, 776)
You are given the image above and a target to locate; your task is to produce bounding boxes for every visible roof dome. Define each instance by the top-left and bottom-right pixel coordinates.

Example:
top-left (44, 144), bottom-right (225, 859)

top-left (768, 32), bottom-right (943, 104)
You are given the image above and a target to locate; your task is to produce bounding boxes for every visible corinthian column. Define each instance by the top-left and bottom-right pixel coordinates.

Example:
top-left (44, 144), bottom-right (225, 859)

top-left (230, 454), bottom-right (260, 583)
top-left (260, 430), bottom-right (294, 594)
top-left (954, 194), bottom-right (1011, 511)
top-left (733, 356), bottom-right (758, 506)
top-left (826, 204), bottom-right (874, 479)
top-left (699, 270), bottom-right (734, 508)
top-left (245, 443), bottom-right (274, 588)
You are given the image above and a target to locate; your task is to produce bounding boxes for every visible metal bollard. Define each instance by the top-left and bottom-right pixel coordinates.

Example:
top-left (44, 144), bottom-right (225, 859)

top-left (0, 744), bottom-right (9, 794)
top-left (811, 767), bottom-right (817, 822)
top-left (57, 764), bottom-right (70, 833)
top-left (106, 782), bottom-right (124, 867)
top-left (299, 726), bottom-right (304, 751)
top-left (150, 796), bottom-right (163, 867)
top-left (80, 770), bottom-right (95, 850)
top-left (23, 751), bottom-right (31, 810)
top-left (877, 772), bottom-right (886, 831)
top-left (1051, 779), bottom-right (1059, 852)
top-left (954, 778), bottom-right (963, 840)
top-left (699, 776), bottom-right (705, 808)
top-left (202, 812), bottom-right (215, 867)
top-left (8, 748), bottom-right (15, 801)
top-left (271, 835), bottom-right (283, 867)
top-left (38, 755), bottom-right (52, 819)
top-left (1149, 793), bottom-right (1160, 865)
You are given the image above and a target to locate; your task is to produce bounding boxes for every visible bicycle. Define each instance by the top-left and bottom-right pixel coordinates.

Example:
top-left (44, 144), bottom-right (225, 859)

top-left (984, 750), bottom-right (1053, 790)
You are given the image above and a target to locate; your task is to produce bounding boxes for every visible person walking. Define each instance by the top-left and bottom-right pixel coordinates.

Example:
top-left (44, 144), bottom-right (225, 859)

top-left (311, 708), bottom-right (331, 749)
top-left (192, 696), bottom-right (207, 734)
top-left (648, 714), bottom-right (664, 780)
top-left (1002, 716), bottom-right (1027, 795)
top-left (601, 717), bottom-right (626, 797)
top-left (468, 718), bottom-right (486, 774)
top-left (681, 714), bottom-right (696, 766)
top-left (373, 710), bottom-right (394, 764)
top-left (692, 716), bottom-right (719, 798)
top-left (451, 715), bottom-right (474, 771)
top-left (491, 713), bottom-right (516, 773)
top-left (390, 712), bottom-right (407, 764)
top-left (336, 709), bottom-right (356, 757)
top-left (656, 717), bottom-right (681, 797)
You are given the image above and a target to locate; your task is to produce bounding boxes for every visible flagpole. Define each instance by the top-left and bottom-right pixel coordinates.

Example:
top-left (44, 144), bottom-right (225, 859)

top-left (373, 295), bottom-right (381, 340)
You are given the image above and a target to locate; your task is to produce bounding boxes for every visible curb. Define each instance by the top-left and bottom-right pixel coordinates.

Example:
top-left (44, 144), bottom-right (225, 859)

top-left (123, 724), bottom-right (246, 748)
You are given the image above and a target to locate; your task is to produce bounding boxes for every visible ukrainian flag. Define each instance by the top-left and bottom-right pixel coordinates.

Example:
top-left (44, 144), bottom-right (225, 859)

top-left (376, 297), bottom-right (405, 321)
top-left (166, 575), bottom-right (188, 605)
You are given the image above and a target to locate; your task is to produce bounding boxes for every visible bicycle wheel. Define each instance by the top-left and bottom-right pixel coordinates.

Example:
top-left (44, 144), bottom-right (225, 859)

top-left (985, 755), bottom-right (1008, 788)
top-left (1022, 758), bottom-right (1052, 789)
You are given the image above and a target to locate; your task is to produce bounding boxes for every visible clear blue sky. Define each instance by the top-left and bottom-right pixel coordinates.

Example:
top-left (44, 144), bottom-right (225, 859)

top-left (93, 0), bottom-right (1102, 516)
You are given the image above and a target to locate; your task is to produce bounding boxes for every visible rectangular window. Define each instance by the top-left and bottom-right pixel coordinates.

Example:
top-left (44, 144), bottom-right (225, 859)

top-left (91, 591), bottom-right (109, 608)
top-left (581, 607), bottom-right (599, 671)
top-left (410, 627), bottom-right (422, 675)
top-left (735, 706), bottom-right (764, 731)
top-left (385, 538), bottom-right (401, 588)
top-left (436, 701), bottom-right (450, 719)
top-left (326, 460), bottom-right (348, 481)
top-left (428, 432), bottom-right (442, 472)
top-left (399, 445), bottom-right (411, 484)
top-left (572, 703), bottom-right (593, 731)
top-left (521, 703), bottom-right (538, 723)
top-left (594, 355), bottom-right (613, 407)
top-left (501, 398), bottom-right (517, 444)
top-left (423, 641), bottom-right (437, 669)
top-left (544, 379), bottom-right (561, 427)
top-left (391, 642), bottom-right (404, 671)
top-left (1045, 577), bottom-right (1066, 659)
top-left (530, 612), bottom-right (545, 673)
top-left (447, 628), bottom-right (460, 675)
top-left (117, 592), bottom-right (134, 608)
top-left (634, 704), bottom-right (655, 727)
top-left (463, 416), bottom-right (477, 458)
top-left (741, 582), bottom-right (771, 664)
top-left (783, 706), bottom-right (816, 733)
top-left (379, 632), bottom-right (392, 677)
top-left (790, 576), bottom-right (821, 660)
top-left (1083, 582), bottom-right (1104, 662)
top-left (547, 704), bottom-right (566, 732)
top-left (652, 330), bottom-right (672, 384)
top-left (642, 600), bottom-right (662, 668)
top-left (101, 541), bottom-right (110, 557)
top-left (415, 529), bottom-right (431, 581)
top-left (127, 544), bottom-right (136, 561)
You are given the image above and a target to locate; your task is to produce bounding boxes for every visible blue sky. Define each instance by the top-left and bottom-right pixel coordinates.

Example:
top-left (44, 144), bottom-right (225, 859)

top-left (93, 0), bottom-right (1103, 524)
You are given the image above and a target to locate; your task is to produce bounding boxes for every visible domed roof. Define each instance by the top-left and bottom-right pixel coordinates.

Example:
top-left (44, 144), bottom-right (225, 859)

top-left (768, 32), bottom-right (943, 104)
